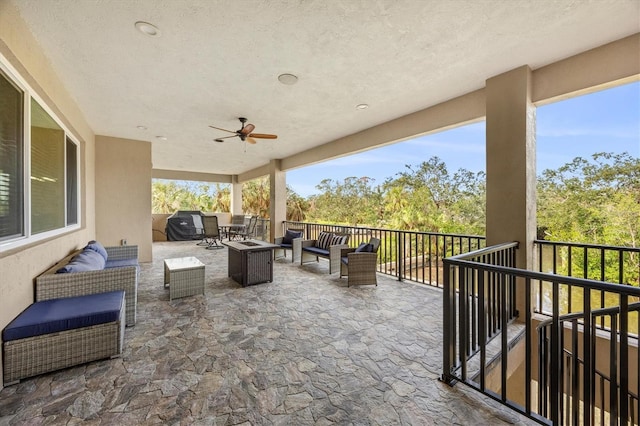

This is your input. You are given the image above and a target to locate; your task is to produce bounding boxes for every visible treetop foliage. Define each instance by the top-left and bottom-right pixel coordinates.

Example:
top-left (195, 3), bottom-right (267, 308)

top-left (152, 152), bottom-right (639, 248)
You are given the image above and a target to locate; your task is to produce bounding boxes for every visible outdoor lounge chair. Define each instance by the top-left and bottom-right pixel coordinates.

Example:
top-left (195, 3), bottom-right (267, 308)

top-left (274, 228), bottom-right (304, 262)
top-left (339, 237), bottom-right (381, 286)
top-left (201, 215), bottom-right (223, 249)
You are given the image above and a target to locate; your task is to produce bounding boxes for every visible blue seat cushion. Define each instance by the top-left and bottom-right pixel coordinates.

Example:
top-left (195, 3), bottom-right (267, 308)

top-left (279, 243), bottom-right (293, 249)
top-left (56, 248), bottom-right (106, 273)
top-left (2, 291), bottom-right (125, 342)
top-left (303, 246), bottom-right (330, 257)
top-left (105, 258), bottom-right (139, 269)
top-left (341, 256), bottom-right (349, 265)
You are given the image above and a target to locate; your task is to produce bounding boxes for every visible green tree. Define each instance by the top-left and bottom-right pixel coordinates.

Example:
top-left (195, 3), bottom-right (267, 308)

top-left (382, 157), bottom-right (486, 234)
top-left (308, 176), bottom-right (382, 226)
top-left (537, 152), bottom-right (640, 247)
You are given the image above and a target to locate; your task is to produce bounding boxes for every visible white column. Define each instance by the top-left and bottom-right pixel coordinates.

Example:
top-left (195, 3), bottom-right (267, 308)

top-left (269, 159), bottom-right (286, 242)
top-left (231, 175), bottom-right (242, 215)
top-left (486, 65), bottom-right (537, 314)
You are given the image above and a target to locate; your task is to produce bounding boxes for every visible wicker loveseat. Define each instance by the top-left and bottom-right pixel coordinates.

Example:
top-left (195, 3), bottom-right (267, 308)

top-left (296, 231), bottom-right (350, 274)
top-left (35, 243), bottom-right (139, 326)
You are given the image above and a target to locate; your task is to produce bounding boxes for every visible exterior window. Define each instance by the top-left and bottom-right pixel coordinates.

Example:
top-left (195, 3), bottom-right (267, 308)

top-left (31, 99), bottom-right (65, 234)
top-left (0, 60), bottom-right (80, 249)
top-left (66, 137), bottom-right (78, 225)
top-left (0, 70), bottom-right (24, 241)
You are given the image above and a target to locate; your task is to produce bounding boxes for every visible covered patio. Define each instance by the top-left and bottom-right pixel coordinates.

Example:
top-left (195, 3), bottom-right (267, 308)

top-left (0, 241), bottom-right (535, 424)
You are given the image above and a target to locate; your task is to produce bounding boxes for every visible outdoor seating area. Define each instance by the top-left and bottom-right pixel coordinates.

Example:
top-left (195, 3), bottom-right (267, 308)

top-left (0, 241), bottom-right (534, 424)
top-left (297, 231), bottom-right (350, 274)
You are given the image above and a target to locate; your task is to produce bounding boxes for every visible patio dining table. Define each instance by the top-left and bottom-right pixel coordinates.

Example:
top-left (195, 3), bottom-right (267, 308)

top-left (218, 223), bottom-right (246, 240)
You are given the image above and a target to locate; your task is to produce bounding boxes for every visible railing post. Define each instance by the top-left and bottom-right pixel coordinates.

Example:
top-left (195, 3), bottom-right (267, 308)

top-left (397, 230), bottom-right (404, 282)
top-left (441, 258), bottom-right (456, 385)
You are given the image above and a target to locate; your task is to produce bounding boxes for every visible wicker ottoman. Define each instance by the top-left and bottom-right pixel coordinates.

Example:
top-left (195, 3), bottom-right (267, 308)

top-left (2, 291), bottom-right (125, 385)
top-left (164, 257), bottom-right (205, 300)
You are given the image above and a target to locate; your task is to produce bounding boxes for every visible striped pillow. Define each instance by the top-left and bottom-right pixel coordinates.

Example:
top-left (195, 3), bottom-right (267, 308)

top-left (329, 234), bottom-right (348, 246)
top-left (316, 231), bottom-right (334, 250)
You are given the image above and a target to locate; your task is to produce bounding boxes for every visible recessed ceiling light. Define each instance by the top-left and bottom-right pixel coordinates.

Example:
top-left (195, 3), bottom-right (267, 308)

top-left (135, 21), bottom-right (161, 37)
top-left (278, 73), bottom-right (298, 85)
top-left (137, 125), bottom-right (147, 130)
top-left (156, 136), bottom-right (167, 141)
top-left (356, 104), bottom-right (369, 110)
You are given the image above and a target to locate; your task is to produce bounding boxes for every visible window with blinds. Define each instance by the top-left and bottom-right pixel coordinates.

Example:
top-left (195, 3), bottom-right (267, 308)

top-left (0, 60), bottom-right (80, 249)
top-left (0, 70), bottom-right (24, 241)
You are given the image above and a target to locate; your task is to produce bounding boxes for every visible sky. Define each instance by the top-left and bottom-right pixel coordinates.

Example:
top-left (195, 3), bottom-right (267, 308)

top-left (287, 81), bottom-right (640, 197)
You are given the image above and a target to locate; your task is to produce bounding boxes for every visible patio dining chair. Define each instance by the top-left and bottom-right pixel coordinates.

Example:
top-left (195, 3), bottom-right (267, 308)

top-left (201, 215), bottom-right (223, 249)
top-left (339, 237), bottom-right (381, 286)
top-left (233, 215), bottom-right (258, 240)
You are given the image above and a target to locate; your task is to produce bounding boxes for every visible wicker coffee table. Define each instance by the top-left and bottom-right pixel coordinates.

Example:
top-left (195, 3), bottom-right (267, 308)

top-left (164, 257), bottom-right (205, 300)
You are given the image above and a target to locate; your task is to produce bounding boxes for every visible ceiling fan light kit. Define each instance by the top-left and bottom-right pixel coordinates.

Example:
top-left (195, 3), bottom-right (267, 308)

top-left (209, 117), bottom-right (278, 145)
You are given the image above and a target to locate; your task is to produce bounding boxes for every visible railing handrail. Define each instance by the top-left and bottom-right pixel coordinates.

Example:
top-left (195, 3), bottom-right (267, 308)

top-left (446, 241), bottom-right (519, 261)
top-left (537, 301), bottom-right (640, 330)
top-left (445, 257), bottom-right (640, 297)
top-left (535, 239), bottom-right (640, 253)
top-left (284, 220), bottom-right (485, 240)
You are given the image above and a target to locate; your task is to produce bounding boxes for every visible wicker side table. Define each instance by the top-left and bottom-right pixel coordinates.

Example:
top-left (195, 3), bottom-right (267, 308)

top-left (164, 257), bottom-right (205, 300)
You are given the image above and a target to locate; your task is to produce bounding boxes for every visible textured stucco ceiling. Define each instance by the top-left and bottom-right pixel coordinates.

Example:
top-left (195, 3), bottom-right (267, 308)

top-left (10, 0), bottom-right (640, 176)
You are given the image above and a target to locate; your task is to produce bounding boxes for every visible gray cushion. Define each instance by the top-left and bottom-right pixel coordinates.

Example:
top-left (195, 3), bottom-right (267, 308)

top-left (85, 240), bottom-right (108, 261)
top-left (57, 248), bottom-right (106, 273)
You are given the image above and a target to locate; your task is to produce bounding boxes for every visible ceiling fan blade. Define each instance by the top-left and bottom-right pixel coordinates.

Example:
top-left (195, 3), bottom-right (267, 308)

top-left (213, 135), bottom-right (237, 142)
top-left (248, 133), bottom-right (277, 139)
top-left (240, 123), bottom-right (255, 135)
top-left (209, 125), bottom-right (237, 133)
top-left (246, 137), bottom-right (257, 144)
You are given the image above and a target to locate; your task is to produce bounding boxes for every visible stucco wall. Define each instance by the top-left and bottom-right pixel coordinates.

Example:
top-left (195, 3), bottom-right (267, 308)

top-left (95, 136), bottom-right (153, 262)
top-left (0, 0), bottom-right (96, 386)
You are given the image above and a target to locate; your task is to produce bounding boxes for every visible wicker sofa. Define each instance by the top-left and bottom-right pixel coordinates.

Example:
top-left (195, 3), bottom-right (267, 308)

top-left (296, 231), bottom-right (350, 274)
top-left (35, 244), bottom-right (139, 326)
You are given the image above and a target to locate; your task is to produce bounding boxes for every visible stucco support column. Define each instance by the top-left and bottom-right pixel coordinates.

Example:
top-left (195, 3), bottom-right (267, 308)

top-left (486, 65), bottom-right (537, 318)
top-left (231, 175), bottom-right (242, 215)
top-left (269, 159), bottom-right (286, 242)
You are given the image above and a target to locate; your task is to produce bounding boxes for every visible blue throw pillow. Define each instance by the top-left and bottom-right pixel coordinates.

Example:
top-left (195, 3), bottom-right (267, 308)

top-left (57, 248), bottom-right (106, 273)
top-left (85, 240), bottom-right (108, 261)
top-left (282, 229), bottom-right (303, 245)
top-left (355, 243), bottom-right (373, 253)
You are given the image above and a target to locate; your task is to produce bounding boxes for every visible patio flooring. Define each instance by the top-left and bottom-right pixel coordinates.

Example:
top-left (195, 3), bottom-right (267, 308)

top-left (0, 241), bottom-right (537, 425)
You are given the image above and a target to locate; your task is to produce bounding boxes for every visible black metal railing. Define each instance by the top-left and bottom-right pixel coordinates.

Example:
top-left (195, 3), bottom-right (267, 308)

top-left (443, 243), bottom-right (640, 425)
top-left (283, 221), bottom-right (485, 287)
top-left (535, 240), bottom-right (640, 331)
top-left (538, 303), bottom-right (640, 425)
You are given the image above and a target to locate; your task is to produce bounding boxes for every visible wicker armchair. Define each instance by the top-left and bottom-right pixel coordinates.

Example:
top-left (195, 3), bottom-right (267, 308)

top-left (274, 228), bottom-right (304, 262)
top-left (339, 238), bottom-right (381, 286)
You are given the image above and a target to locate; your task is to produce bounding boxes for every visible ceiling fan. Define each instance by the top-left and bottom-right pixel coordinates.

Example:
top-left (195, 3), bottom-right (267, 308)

top-left (209, 117), bottom-right (278, 144)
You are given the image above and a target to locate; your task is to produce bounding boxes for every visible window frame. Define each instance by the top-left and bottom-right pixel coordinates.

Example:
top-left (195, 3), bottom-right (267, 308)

top-left (0, 52), bottom-right (81, 252)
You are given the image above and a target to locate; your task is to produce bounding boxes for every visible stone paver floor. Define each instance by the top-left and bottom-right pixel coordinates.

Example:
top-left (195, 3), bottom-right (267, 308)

top-left (0, 241), bottom-right (537, 425)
